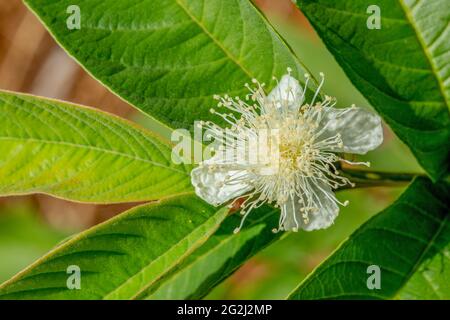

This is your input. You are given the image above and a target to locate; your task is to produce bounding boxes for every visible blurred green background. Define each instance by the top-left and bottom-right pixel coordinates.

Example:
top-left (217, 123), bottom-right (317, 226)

top-left (0, 0), bottom-right (423, 298)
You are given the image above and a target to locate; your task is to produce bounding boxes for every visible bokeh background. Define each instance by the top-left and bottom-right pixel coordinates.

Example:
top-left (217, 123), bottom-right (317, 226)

top-left (0, 0), bottom-right (423, 299)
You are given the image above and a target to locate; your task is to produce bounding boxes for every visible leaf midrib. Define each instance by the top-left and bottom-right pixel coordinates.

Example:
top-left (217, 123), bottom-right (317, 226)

top-left (143, 208), bottom-right (279, 299)
top-left (104, 207), bottom-right (228, 299)
top-left (288, 204), bottom-right (449, 299)
top-left (398, 0), bottom-right (450, 112)
top-left (307, 1), bottom-right (449, 113)
top-left (393, 215), bottom-right (449, 299)
top-left (174, 0), bottom-right (255, 81)
top-left (315, 24), bottom-right (448, 131)
top-left (0, 136), bottom-right (188, 175)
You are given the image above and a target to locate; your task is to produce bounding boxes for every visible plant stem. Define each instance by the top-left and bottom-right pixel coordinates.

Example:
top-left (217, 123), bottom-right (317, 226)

top-left (339, 167), bottom-right (424, 190)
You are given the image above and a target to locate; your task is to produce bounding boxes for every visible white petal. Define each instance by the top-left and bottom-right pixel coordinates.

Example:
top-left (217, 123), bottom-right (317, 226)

top-left (191, 155), bottom-right (253, 206)
top-left (319, 107), bottom-right (383, 154)
top-left (281, 180), bottom-right (339, 231)
top-left (267, 74), bottom-right (303, 113)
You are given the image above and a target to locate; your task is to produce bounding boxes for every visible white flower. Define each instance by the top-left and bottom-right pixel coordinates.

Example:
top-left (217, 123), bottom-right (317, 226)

top-left (191, 69), bottom-right (383, 233)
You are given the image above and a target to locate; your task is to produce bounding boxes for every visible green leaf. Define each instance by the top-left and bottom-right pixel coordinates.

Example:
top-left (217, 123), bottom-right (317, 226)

top-left (397, 242), bottom-right (450, 299)
top-left (294, 0), bottom-right (450, 180)
top-left (137, 205), bottom-right (281, 299)
top-left (0, 90), bottom-right (192, 203)
top-left (288, 177), bottom-right (449, 300)
top-left (24, 0), bottom-right (314, 131)
top-left (0, 194), bottom-right (229, 299)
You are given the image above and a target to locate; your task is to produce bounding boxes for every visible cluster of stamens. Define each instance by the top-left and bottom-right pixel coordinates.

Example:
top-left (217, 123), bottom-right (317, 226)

top-left (198, 69), bottom-right (370, 233)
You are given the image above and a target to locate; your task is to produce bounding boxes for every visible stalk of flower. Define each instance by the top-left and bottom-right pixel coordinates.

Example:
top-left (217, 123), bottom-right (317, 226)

top-left (191, 68), bottom-right (383, 233)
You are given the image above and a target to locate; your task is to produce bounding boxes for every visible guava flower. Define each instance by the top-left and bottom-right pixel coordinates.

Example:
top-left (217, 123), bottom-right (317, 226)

top-left (191, 69), bottom-right (383, 233)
